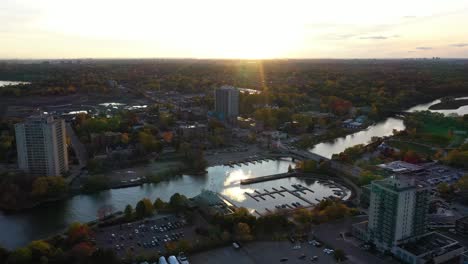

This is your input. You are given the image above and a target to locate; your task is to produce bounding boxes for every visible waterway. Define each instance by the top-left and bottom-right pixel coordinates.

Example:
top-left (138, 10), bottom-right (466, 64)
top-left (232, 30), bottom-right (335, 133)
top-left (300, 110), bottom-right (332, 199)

top-left (1, 96), bottom-right (466, 249)
top-left (309, 97), bottom-right (468, 158)
top-left (0, 158), bottom-right (349, 249)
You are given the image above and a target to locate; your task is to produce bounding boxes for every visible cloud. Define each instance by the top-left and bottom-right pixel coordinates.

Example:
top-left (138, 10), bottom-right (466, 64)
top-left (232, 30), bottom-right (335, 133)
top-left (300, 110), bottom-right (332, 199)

top-left (360, 36), bottom-right (388, 40)
top-left (359, 35), bottom-right (400, 40)
top-left (416, 47), bottom-right (432, 50)
top-left (451, 43), bottom-right (468, 47)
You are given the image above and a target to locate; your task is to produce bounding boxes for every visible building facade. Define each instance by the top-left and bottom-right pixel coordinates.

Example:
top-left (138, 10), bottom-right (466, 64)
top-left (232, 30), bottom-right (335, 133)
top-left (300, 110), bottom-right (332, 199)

top-left (367, 177), bottom-right (430, 251)
top-left (15, 115), bottom-right (69, 176)
top-left (456, 216), bottom-right (468, 236)
top-left (214, 86), bottom-right (239, 120)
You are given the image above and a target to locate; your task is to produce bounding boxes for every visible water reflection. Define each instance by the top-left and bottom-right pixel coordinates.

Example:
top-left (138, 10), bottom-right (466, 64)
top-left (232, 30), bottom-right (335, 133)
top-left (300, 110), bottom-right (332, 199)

top-left (309, 96), bottom-right (468, 158)
top-left (407, 96), bottom-right (468, 116)
top-left (310, 118), bottom-right (405, 158)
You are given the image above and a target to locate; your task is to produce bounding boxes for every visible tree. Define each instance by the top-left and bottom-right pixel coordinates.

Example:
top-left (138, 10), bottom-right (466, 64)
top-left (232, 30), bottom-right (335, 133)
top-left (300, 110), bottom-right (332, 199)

top-left (235, 222), bottom-right (253, 241)
top-left (138, 130), bottom-right (162, 153)
top-left (28, 240), bottom-right (52, 258)
top-left (403, 150), bottom-right (421, 164)
top-left (437, 182), bottom-right (452, 198)
top-left (70, 242), bottom-right (94, 260)
top-left (359, 171), bottom-right (382, 186)
top-left (296, 160), bottom-right (317, 173)
top-left (456, 175), bottom-right (468, 203)
top-left (124, 204), bottom-right (133, 221)
top-left (293, 208), bottom-right (313, 226)
top-left (334, 249), bottom-right (346, 262)
top-left (135, 198), bottom-right (154, 218)
top-left (153, 198), bottom-right (166, 210)
top-left (31, 177), bottom-right (48, 197)
top-left (7, 247), bottom-right (32, 264)
top-left (67, 222), bottom-right (91, 245)
top-left (169, 193), bottom-right (188, 210)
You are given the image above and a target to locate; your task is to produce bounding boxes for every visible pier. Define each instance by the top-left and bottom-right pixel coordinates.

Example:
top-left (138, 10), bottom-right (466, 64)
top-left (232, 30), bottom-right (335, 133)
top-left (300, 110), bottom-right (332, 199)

top-left (240, 172), bottom-right (297, 185)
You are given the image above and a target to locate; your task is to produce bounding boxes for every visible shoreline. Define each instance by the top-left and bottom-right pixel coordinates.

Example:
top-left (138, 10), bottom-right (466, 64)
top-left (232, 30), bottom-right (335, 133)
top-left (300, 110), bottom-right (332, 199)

top-left (429, 99), bottom-right (468, 110)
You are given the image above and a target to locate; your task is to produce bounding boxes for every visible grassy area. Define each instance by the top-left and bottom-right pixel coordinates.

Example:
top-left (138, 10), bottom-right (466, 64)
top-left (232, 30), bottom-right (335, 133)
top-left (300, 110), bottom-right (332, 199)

top-left (388, 140), bottom-right (437, 156)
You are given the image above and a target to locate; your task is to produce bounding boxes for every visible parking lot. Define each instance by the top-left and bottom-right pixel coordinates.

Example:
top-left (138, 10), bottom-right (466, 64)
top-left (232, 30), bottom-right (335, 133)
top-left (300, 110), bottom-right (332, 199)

top-left (94, 214), bottom-right (195, 257)
top-left (190, 241), bottom-right (339, 264)
top-left (312, 216), bottom-right (399, 264)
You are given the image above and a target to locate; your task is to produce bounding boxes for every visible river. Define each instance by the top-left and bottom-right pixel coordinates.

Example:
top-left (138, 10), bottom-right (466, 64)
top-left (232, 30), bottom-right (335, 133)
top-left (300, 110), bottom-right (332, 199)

top-left (0, 96), bottom-right (466, 249)
top-left (309, 96), bottom-right (468, 159)
top-left (0, 159), bottom-right (350, 249)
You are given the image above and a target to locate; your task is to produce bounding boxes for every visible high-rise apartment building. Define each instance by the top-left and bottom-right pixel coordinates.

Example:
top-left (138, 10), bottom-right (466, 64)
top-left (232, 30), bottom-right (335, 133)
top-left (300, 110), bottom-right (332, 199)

top-left (214, 85), bottom-right (239, 120)
top-left (367, 176), bottom-right (430, 251)
top-left (15, 115), bottom-right (68, 176)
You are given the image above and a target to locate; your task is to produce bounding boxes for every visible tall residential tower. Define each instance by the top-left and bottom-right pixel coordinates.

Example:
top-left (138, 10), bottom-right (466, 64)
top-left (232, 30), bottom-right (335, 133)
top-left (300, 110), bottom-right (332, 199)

top-left (15, 115), bottom-right (68, 176)
top-left (367, 176), bottom-right (430, 251)
top-left (214, 85), bottom-right (239, 120)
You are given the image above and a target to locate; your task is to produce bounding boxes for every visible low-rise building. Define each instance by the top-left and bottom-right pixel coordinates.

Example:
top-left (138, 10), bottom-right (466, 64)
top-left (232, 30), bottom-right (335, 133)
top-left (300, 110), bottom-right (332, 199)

top-left (378, 161), bottom-right (424, 174)
top-left (192, 190), bottom-right (234, 216)
top-left (177, 123), bottom-right (207, 140)
top-left (456, 216), bottom-right (468, 236)
top-left (393, 232), bottom-right (464, 264)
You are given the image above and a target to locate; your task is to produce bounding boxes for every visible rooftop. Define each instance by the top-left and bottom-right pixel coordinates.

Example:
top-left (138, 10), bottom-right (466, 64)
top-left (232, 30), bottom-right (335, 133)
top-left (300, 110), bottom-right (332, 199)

top-left (397, 232), bottom-right (461, 257)
top-left (378, 161), bottom-right (423, 173)
top-left (372, 176), bottom-right (428, 192)
top-left (456, 216), bottom-right (468, 225)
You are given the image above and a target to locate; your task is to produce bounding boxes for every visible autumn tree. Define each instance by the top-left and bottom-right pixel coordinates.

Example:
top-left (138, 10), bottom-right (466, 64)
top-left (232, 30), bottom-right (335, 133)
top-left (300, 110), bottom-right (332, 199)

top-left (135, 198), bottom-right (154, 218)
top-left (235, 222), bottom-right (253, 241)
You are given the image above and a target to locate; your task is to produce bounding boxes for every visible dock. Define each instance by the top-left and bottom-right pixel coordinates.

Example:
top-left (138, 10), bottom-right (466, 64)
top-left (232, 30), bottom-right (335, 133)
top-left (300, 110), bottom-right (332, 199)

top-left (240, 172), bottom-right (297, 185)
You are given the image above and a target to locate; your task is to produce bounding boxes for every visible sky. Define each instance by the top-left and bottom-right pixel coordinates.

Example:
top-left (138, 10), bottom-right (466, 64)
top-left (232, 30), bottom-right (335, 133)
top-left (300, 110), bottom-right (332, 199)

top-left (1, 0), bottom-right (468, 59)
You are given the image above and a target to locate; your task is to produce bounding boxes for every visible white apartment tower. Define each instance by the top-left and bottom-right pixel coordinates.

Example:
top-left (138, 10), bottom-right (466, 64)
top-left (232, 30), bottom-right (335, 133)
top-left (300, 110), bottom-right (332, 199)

top-left (215, 85), bottom-right (239, 119)
top-left (15, 115), bottom-right (69, 176)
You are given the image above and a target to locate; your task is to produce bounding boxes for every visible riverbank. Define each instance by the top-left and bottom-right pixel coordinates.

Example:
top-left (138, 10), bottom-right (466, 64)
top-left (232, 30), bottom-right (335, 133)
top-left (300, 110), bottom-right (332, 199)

top-left (204, 145), bottom-right (266, 166)
top-left (429, 99), bottom-right (468, 110)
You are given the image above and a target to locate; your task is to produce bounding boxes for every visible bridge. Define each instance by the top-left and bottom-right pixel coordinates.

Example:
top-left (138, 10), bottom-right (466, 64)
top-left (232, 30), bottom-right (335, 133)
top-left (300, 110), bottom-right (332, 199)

top-left (267, 148), bottom-right (330, 162)
top-left (271, 146), bottom-right (362, 178)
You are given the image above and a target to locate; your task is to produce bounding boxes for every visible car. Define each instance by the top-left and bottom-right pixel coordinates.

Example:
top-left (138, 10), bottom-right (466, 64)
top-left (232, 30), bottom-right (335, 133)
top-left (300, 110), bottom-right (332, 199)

top-left (298, 254), bottom-right (306, 260)
top-left (232, 242), bottom-right (240, 249)
top-left (311, 256), bottom-right (318, 261)
top-left (280, 258), bottom-right (288, 262)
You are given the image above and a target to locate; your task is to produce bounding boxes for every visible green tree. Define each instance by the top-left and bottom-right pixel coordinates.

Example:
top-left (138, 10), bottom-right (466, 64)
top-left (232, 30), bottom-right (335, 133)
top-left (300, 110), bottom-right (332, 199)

top-left (153, 198), bottom-right (166, 210)
top-left (359, 171), bottom-right (383, 186)
top-left (124, 204), bottom-right (133, 221)
top-left (169, 193), bottom-right (188, 210)
top-left (135, 198), bottom-right (154, 218)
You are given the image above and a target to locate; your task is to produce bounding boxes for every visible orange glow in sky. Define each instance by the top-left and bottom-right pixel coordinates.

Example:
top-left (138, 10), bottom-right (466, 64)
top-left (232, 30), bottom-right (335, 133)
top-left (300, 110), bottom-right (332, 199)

top-left (1, 0), bottom-right (468, 58)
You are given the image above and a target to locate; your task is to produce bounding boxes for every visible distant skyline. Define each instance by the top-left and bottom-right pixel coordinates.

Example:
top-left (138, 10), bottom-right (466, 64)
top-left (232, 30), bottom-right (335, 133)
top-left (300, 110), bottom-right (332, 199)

top-left (2, 0), bottom-right (468, 59)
